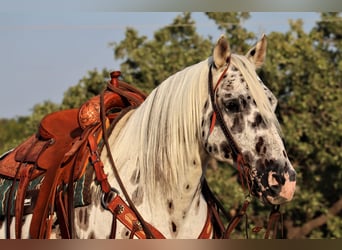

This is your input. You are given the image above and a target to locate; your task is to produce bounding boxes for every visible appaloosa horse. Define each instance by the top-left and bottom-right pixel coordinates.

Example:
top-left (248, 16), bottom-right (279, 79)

top-left (0, 35), bottom-right (296, 238)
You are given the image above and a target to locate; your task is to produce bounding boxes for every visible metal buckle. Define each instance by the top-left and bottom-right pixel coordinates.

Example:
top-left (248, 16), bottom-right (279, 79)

top-left (101, 187), bottom-right (120, 210)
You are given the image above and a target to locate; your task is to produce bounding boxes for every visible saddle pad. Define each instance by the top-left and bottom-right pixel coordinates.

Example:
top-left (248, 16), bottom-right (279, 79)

top-left (0, 163), bottom-right (94, 217)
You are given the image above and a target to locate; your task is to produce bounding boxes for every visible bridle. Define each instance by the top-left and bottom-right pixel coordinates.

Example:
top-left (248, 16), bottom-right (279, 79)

top-left (208, 61), bottom-right (251, 191)
top-left (206, 61), bottom-right (283, 239)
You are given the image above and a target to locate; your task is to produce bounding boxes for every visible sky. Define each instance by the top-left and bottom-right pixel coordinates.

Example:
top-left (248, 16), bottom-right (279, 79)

top-left (0, 12), bottom-right (320, 119)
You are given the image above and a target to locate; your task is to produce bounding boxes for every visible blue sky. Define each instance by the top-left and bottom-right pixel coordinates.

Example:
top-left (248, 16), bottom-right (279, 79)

top-left (0, 12), bottom-right (320, 118)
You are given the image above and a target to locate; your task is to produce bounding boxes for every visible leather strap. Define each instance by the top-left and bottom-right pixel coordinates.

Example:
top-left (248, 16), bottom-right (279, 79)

top-left (15, 164), bottom-right (34, 238)
top-left (106, 195), bottom-right (166, 239)
top-left (106, 194), bottom-right (214, 239)
top-left (198, 205), bottom-right (213, 239)
top-left (99, 84), bottom-right (156, 239)
top-left (55, 189), bottom-right (71, 238)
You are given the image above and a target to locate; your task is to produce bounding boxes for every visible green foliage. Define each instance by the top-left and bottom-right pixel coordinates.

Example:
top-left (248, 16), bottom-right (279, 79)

top-left (205, 12), bottom-right (256, 53)
top-left (112, 12), bottom-right (212, 92)
top-left (61, 68), bottom-right (110, 109)
top-left (0, 12), bottom-right (341, 238)
top-left (259, 13), bottom-right (342, 238)
top-left (0, 117), bottom-right (29, 152)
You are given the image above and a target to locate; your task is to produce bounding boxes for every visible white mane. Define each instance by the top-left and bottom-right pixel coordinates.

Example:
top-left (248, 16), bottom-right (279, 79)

top-left (111, 59), bottom-right (209, 201)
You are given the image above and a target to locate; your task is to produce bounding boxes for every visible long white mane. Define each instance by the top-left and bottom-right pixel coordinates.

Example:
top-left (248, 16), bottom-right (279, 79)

top-left (112, 60), bottom-right (209, 201)
top-left (110, 54), bottom-right (280, 202)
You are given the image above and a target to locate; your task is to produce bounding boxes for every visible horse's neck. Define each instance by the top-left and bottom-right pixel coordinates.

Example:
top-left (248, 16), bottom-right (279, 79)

top-left (101, 110), bottom-right (209, 238)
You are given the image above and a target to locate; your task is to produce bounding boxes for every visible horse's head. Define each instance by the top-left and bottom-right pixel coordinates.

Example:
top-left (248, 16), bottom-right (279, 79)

top-left (202, 35), bottom-right (296, 205)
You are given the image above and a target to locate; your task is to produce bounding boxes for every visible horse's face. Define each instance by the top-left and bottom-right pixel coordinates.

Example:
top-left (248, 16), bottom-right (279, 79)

top-left (202, 35), bottom-right (296, 205)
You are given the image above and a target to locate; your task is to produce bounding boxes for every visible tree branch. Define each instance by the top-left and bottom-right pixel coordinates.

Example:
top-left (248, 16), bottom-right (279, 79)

top-left (285, 197), bottom-right (342, 239)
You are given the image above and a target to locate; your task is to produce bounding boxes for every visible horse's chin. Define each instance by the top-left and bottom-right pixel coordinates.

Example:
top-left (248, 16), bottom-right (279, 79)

top-left (257, 190), bottom-right (295, 205)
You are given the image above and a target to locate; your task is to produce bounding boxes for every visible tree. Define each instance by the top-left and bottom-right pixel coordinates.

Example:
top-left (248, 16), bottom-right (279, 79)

top-left (112, 12), bottom-right (212, 92)
top-left (260, 13), bottom-right (342, 238)
top-left (61, 68), bottom-right (110, 109)
top-left (205, 12), bottom-right (256, 53)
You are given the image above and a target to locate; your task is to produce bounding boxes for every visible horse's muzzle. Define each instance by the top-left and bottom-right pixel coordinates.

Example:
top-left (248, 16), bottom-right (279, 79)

top-left (264, 169), bottom-right (296, 205)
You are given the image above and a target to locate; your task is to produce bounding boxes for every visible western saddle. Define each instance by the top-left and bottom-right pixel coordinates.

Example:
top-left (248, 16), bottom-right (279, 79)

top-left (0, 71), bottom-right (146, 238)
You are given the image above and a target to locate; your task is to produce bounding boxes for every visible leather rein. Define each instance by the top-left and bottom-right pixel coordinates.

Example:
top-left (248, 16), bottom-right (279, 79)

top-left (91, 65), bottom-right (282, 239)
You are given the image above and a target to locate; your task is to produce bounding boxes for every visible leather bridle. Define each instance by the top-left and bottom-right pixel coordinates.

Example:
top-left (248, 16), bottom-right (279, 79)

top-left (206, 62), bottom-right (283, 239)
top-left (208, 62), bottom-right (251, 190)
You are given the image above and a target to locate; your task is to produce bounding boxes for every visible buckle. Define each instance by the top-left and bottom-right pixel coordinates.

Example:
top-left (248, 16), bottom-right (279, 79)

top-left (101, 187), bottom-right (120, 210)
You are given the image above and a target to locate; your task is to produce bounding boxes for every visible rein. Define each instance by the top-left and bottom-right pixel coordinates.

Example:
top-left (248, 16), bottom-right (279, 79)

top-left (207, 62), bottom-right (283, 239)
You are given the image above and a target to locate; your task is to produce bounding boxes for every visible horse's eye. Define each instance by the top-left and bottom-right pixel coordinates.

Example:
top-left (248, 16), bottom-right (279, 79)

top-left (224, 99), bottom-right (240, 113)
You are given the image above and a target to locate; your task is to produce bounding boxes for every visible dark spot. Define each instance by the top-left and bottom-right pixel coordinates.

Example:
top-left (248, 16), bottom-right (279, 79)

top-left (171, 221), bottom-right (177, 233)
top-left (256, 158), bottom-right (265, 172)
top-left (204, 100), bottom-right (209, 109)
top-left (272, 173), bottom-right (285, 185)
top-left (220, 142), bottom-right (231, 159)
top-left (193, 160), bottom-right (197, 166)
top-left (131, 187), bottom-right (144, 206)
top-left (167, 199), bottom-right (174, 214)
top-left (250, 48), bottom-right (256, 56)
top-left (208, 145), bottom-right (212, 153)
top-left (212, 144), bottom-right (218, 153)
top-left (223, 74), bottom-right (228, 78)
top-left (289, 170), bottom-right (296, 182)
top-left (88, 231), bottom-right (96, 239)
top-left (282, 150), bottom-right (288, 159)
top-left (130, 169), bottom-right (140, 185)
top-left (255, 137), bottom-right (264, 154)
top-left (231, 114), bottom-right (244, 133)
top-left (185, 184), bottom-right (190, 190)
top-left (231, 66), bottom-right (238, 71)
top-left (240, 96), bottom-right (250, 113)
top-left (242, 151), bottom-right (253, 165)
top-left (124, 230), bottom-right (130, 238)
top-left (84, 208), bottom-right (88, 225)
top-left (251, 113), bottom-right (266, 129)
top-left (79, 209), bottom-right (83, 223)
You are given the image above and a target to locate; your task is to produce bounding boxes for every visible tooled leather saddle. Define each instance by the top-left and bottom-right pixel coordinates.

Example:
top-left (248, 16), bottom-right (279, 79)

top-left (0, 71), bottom-right (146, 238)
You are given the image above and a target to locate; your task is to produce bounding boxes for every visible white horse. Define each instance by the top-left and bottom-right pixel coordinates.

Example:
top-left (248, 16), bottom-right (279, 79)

top-left (0, 35), bottom-right (296, 238)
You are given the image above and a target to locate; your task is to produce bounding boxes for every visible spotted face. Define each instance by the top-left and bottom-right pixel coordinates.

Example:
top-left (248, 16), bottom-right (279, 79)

top-left (201, 35), bottom-right (296, 205)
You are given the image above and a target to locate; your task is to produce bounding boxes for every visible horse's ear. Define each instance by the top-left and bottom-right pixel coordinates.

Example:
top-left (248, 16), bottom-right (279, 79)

top-left (213, 35), bottom-right (231, 68)
top-left (246, 34), bottom-right (267, 69)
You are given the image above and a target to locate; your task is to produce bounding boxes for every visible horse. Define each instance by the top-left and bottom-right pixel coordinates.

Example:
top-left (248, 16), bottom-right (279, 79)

top-left (0, 35), bottom-right (296, 239)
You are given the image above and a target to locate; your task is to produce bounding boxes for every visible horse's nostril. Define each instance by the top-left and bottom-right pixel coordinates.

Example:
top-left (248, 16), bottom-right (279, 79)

top-left (272, 174), bottom-right (285, 185)
top-left (270, 184), bottom-right (281, 194)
